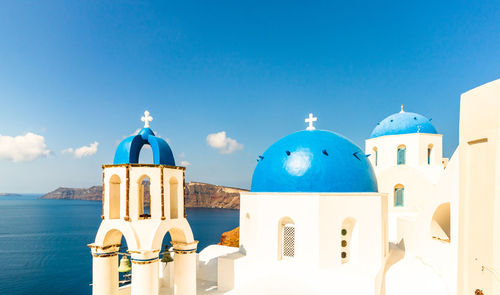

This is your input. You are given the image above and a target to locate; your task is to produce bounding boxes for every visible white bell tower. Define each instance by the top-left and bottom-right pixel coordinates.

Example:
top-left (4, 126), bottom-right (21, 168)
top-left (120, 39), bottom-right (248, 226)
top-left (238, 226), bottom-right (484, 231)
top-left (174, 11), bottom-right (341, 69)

top-left (89, 111), bottom-right (198, 295)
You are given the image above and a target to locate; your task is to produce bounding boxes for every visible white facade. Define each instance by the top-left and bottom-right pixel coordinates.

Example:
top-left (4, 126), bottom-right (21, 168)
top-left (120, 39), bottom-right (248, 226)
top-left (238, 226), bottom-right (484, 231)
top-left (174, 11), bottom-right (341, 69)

top-left (365, 128), bottom-right (447, 241)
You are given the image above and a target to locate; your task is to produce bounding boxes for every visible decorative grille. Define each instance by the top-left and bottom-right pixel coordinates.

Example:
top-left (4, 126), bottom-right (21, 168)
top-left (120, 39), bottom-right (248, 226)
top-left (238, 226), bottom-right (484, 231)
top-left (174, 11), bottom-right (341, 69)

top-left (282, 224), bottom-right (295, 258)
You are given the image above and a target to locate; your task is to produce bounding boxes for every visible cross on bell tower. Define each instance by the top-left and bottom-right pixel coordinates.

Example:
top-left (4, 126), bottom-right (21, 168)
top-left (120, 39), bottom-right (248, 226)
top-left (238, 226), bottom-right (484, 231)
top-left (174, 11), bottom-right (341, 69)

top-left (141, 110), bottom-right (153, 128)
top-left (305, 113), bottom-right (317, 130)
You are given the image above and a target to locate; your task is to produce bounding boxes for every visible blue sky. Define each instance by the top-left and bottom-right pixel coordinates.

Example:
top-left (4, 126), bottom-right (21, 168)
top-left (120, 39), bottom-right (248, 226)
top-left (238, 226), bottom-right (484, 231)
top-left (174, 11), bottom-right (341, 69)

top-left (0, 1), bottom-right (499, 193)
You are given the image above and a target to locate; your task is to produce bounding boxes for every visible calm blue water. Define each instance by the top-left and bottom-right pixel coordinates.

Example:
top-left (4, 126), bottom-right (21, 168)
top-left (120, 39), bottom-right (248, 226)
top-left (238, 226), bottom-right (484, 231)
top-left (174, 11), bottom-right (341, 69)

top-left (0, 195), bottom-right (239, 295)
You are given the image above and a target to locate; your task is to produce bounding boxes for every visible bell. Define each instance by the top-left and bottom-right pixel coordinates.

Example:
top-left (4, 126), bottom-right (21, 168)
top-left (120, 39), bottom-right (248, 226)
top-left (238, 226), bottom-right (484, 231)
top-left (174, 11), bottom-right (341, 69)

top-left (118, 255), bottom-right (132, 273)
top-left (161, 250), bottom-right (174, 263)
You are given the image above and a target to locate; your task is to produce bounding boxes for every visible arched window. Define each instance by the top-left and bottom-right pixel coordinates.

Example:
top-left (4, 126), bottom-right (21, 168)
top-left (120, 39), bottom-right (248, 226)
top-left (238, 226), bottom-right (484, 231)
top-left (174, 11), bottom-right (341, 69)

top-left (394, 184), bottom-right (404, 207)
top-left (397, 145), bottom-right (406, 165)
top-left (138, 176), bottom-right (151, 219)
top-left (109, 175), bottom-right (121, 219)
top-left (169, 177), bottom-right (178, 219)
top-left (373, 147), bottom-right (378, 166)
top-left (427, 144), bottom-right (433, 165)
top-left (278, 217), bottom-right (295, 260)
top-left (341, 217), bottom-right (358, 264)
top-left (430, 202), bottom-right (450, 242)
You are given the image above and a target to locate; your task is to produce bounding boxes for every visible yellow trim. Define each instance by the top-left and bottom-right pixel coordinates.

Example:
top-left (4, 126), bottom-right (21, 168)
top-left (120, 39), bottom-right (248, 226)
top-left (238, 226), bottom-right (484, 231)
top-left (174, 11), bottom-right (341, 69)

top-left (102, 164), bottom-right (185, 171)
top-left (174, 250), bottom-right (196, 255)
top-left (92, 252), bottom-right (117, 258)
top-left (161, 168), bottom-right (165, 220)
top-left (102, 170), bottom-right (105, 219)
top-left (131, 258), bottom-right (159, 265)
top-left (125, 166), bottom-right (130, 221)
top-left (88, 243), bottom-right (121, 250)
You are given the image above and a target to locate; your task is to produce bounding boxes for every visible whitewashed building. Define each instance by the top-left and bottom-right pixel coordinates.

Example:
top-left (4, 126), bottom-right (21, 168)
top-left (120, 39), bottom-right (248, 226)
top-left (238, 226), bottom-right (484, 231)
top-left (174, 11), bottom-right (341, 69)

top-left (91, 79), bottom-right (500, 295)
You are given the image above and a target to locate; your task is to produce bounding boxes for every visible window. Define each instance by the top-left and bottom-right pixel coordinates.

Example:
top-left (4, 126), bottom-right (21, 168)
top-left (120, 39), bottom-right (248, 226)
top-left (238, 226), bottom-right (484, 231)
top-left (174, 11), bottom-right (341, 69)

top-left (278, 217), bottom-right (295, 260)
top-left (282, 224), bottom-right (295, 258)
top-left (394, 184), bottom-right (404, 207)
top-left (169, 177), bottom-right (178, 219)
top-left (397, 145), bottom-right (406, 165)
top-left (138, 176), bottom-right (151, 219)
top-left (427, 144), bottom-right (433, 165)
top-left (109, 175), bottom-right (121, 219)
top-left (341, 217), bottom-right (358, 264)
top-left (373, 147), bottom-right (378, 166)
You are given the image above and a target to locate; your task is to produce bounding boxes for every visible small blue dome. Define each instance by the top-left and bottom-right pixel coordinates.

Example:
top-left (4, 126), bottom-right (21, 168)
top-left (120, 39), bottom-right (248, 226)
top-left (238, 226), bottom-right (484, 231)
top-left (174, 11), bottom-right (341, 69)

top-left (251, 130), bottom-right (378, 193)
top-left (370, 110), bottom-right (437, 138)
top-left (114, 128), bottom-right (175, 165)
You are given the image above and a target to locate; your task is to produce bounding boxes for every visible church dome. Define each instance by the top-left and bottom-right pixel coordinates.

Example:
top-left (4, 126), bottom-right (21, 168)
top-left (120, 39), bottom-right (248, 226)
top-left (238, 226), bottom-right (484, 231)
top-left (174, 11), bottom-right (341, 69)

top-left (113, 111), bottom-right (175, 165)
top-left (370, 107), bottom-right (437, 138)
top-left (250, 130), bottom-right (378, 193)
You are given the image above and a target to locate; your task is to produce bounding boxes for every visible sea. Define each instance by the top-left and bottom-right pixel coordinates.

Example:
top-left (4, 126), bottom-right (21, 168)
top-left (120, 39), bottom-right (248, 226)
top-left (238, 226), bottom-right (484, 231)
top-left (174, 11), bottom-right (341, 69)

top-left (0, 195), bottom-right (239, 295)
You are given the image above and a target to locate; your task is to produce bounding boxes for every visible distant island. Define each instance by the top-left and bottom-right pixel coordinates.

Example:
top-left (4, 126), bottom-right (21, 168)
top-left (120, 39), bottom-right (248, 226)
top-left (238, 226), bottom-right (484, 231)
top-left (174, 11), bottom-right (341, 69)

top-left (39, 182), bottom-right (247, 210)
top-left (0, 193), bottom-right (22, 197)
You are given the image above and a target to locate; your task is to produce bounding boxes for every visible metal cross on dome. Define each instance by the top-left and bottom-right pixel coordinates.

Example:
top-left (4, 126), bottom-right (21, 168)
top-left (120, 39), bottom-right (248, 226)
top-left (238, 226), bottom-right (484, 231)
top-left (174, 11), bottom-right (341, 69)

top-left (305, 113), bottom-right (317, 130)
top-left (141, 110), bottom-right (153, 128)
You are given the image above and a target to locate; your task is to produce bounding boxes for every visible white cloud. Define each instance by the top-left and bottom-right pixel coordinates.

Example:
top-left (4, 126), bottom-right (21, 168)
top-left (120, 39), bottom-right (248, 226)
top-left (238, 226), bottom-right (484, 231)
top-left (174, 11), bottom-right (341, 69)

top-left (206, 131), bottom-right (243, 154)
top-left (0, 132), bottom-right (51, 162)
top-left (180, 160), bottom-right (191, 166)
top-left (61, 148), bottom-right (74, 154)
top-left (178, 152), bottom-right (186, 158)
top-left (62, 141), bottom-right (99, 158)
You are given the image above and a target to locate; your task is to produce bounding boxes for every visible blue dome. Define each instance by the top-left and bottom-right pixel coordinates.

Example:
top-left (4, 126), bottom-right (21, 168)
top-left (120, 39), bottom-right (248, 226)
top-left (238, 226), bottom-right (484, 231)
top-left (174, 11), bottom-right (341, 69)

top-left (370, 110), bottom-right (437, 138)
top-left (251, 130), bottom-right (378, 193)
top-left (114, 128), bottom-right (175, 165)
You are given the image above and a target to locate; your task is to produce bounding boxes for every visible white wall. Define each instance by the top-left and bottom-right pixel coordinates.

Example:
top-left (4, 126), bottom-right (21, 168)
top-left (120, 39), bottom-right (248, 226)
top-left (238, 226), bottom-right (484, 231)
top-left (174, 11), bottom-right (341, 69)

top-left (366, 133), bottom-right (444, 170)
top-left (396, 149), bottom-right (459, 294)
top-left (238, 192), bottom-right (387, 271)
top-left (457, 79), bottom-right (500, 295)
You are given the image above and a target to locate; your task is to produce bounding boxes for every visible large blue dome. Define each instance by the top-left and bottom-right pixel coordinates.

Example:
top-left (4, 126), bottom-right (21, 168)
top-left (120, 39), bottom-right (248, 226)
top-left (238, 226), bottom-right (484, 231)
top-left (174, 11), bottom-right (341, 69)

top-left (370, 110), bottom-right (437, 138)
top-left (251, 130), bottom-right (378, 193)
top-left (114, 127), bottom-right (175, 165)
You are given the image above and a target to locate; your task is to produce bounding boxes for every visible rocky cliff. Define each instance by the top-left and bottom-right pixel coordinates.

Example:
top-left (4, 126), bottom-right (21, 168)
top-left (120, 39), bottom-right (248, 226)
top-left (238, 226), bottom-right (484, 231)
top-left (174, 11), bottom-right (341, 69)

top-left (40, 182), bottom-right (247, 209)
top-left (184, 182), bottom-right (245, 209)
top-left (41, 186), bottom-right (103, 201)
top-left (218, 227), bottom-right (239, 247)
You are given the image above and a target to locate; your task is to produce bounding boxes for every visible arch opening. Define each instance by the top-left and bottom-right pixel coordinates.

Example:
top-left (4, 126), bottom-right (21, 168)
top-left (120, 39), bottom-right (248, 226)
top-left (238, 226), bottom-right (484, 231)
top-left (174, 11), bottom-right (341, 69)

top-left (100, 229), bottom-right (133, 289)
top-left (138, 144), bottom-right (154, 164)
top-left (169, 177), bottom-right (179, 219)
top-left (109, 175), bottom-right (121, 219)
top-left (341, 217), bottom-right (358, 264)
top-left (397, 145), bottom-right (406, 165)
top-left (430, 202), bottom-right (451, 242)
top-left (278, 217), bottom-right (295, 260)
top-left (138, 175), bottom-right (151, 219)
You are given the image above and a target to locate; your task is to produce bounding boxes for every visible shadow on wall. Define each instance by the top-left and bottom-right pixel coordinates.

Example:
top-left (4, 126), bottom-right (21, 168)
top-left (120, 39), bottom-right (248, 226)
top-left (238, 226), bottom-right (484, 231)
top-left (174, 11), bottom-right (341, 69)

top-left (430, 202), bottom-right (451, 242)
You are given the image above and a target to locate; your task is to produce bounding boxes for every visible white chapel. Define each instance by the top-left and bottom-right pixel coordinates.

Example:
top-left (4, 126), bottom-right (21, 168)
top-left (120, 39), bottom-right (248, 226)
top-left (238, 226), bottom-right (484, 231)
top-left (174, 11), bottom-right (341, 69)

top-left (90, 79), bottom-right (500, 295)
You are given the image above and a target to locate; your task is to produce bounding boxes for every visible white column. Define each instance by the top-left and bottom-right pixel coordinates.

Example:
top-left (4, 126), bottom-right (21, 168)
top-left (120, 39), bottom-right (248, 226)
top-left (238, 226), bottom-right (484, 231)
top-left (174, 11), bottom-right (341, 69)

top-left (92, 251), bottom-right (119, 295)
top-left (130, 255), bottom-right (159, 295)
top-left (172, 241), bottom-right (198, 295)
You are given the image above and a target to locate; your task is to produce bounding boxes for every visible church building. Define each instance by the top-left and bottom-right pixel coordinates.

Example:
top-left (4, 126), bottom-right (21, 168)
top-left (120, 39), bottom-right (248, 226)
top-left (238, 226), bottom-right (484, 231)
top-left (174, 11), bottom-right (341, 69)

top-left (90, 79), bottom-right (500, 295)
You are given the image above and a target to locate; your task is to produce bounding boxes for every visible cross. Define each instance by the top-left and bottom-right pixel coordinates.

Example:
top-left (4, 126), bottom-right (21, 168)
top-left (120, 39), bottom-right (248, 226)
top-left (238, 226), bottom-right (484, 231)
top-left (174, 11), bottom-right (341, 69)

top-left (141, 110), bottom-right (153, 128)
top-left (400, 104), bottom-right (405, 113)
top-left (305, 113), bottom-right (317, 130)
